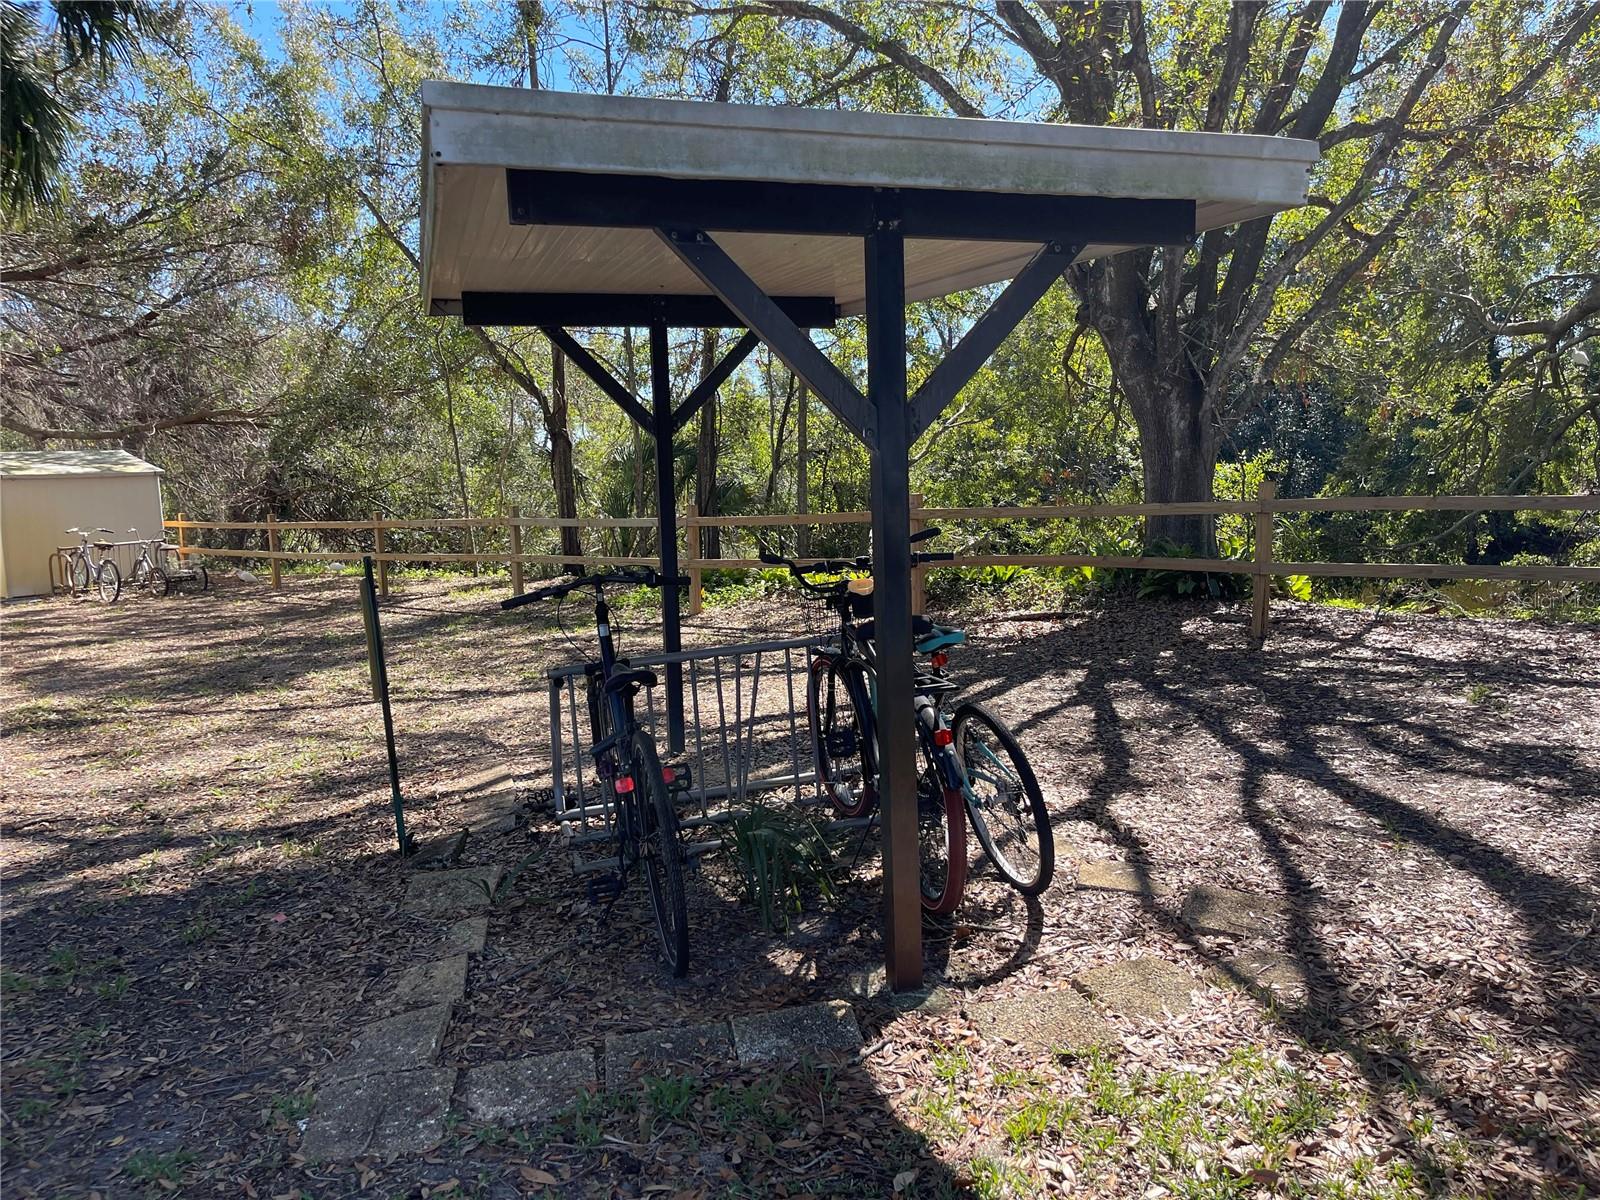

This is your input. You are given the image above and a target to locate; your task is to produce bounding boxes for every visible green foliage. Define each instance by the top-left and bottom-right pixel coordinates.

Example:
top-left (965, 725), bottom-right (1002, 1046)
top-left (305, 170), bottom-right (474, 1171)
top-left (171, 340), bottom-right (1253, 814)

top-left (719, 801), bottom-right (836, 932)
top-left (3, 0), bottom-right (1596, 611)
top-left (1134, 541), bottom-right (1248, 603)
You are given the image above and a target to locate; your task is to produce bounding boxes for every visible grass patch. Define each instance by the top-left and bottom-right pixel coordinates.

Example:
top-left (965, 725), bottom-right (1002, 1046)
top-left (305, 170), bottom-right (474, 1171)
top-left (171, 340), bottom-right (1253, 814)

top-left (123, 1148), bottom-right (194, 1185)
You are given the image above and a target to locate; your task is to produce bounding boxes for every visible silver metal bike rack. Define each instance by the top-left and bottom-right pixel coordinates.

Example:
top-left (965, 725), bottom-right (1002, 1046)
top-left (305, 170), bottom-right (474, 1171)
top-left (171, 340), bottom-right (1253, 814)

top-left (547, 635), bottom-right (833, 875)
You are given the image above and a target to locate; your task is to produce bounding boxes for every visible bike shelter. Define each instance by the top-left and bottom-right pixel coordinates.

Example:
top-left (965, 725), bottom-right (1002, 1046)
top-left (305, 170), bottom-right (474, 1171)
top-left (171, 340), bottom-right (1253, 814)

top-left (419, 82), bottom-right (1318, 989)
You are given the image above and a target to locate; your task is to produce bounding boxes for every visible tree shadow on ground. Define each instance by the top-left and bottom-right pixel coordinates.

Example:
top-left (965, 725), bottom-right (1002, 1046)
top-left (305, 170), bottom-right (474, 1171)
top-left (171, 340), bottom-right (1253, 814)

top-left (955, 601), bottom-right (1600, 1193)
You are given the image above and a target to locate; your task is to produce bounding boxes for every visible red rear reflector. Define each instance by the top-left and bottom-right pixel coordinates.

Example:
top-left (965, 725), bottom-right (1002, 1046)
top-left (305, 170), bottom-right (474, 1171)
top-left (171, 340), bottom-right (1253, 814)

top-left (614, 776), bottom-right (635, 793)
top-left (662, 768), bottom-right (675, 783)
top-left (933, 728), bottom-right (954, 747)
top-left (931, 650), bottom-right (950, 668)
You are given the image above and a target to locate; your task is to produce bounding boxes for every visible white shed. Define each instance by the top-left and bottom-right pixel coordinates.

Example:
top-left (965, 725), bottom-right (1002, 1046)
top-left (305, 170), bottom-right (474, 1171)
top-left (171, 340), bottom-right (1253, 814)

top-left (0, 450), bottom-right (166, 598)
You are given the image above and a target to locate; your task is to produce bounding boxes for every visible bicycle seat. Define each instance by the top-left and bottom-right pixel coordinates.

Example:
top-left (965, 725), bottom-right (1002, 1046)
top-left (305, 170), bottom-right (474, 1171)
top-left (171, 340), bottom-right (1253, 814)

top-left (604, 667), bottom-right (657, 695)
top-left (917, 626), bottom-right (967, 653)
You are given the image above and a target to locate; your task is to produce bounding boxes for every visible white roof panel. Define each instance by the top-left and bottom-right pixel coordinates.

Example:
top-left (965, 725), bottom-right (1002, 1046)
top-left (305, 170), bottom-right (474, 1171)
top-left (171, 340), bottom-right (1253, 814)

top-left (421, 82), bottom-right (1318, 316)
top-left (0, 450), bottom-right (163, 478)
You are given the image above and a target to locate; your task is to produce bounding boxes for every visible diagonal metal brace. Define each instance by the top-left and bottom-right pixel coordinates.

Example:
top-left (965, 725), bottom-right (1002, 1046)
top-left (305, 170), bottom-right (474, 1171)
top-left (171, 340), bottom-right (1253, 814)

top-left (654, 227), bottom-right (876, 450)
top-left (906, 240), bottom-right (1084, 442)
top-left (542, 326), bottom-right (652, 430)
top-left (671, 330), bottom-right (758, 432)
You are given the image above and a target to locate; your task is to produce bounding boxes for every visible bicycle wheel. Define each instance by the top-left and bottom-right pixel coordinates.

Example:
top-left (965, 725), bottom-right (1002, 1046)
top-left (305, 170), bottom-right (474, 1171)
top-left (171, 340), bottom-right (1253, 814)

top-left (187, 564), bottom-right (210, 593)
top-left (953, 703), bottom-right (1053, 896)
top-left (807, 654), bottom-right (877, 818)
top-left (630, 729), bottom-right (689, 977)
top-left (916, 757), bottom-right (967, 915)
top-left (70, 554), bottom-right (91, 593)
top-left (96, 562), bottom-right (122, 604)
top-left (146, 566), bottom-right (169, 597)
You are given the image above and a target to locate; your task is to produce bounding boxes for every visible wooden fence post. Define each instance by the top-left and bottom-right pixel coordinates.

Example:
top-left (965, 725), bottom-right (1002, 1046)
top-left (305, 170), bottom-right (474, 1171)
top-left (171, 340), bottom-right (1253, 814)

top-left (175, 512), bottom-right (187, 559)
top-left (373, 511), bottom-right (389, 597)
top-left (685, 500), bottom-right (703, 616)
top-left (1251, 479), bottom-right (1276, 645)
top-left (508, 506), bottom-right (524, 597)
top-left (910, 492), bottom-right (927, 616)
top-left (267, 514), bottom-right (281, 590)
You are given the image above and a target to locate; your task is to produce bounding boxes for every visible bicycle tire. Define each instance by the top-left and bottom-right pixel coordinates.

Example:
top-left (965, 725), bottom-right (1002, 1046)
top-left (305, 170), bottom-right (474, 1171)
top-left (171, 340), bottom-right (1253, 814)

top-left (146, 566), bottom-right (169, 597)
top-left (807, 654), bottom-right (877, 818)
top-left (953, 703), bottom-right (1054, 896)
top-left (96, 561), bottom-right (122, 605)
top-left (189, 565), bottom-right (210, 593)
top-left (630, 730), bottom-right (689, 978)
top-left (917, 764), bottom-right (967, 915)
top-left (70, 553), bottom-right (91, 593)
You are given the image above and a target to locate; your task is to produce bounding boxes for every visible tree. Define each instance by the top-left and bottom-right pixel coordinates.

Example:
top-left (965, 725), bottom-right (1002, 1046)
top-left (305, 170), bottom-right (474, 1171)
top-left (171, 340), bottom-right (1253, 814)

top-left (1, 10), bottom-right (341, 455)
top-left (1, 0), bottom-right (166, 213)
top-left (666, 0), bottom-right (1599, 551)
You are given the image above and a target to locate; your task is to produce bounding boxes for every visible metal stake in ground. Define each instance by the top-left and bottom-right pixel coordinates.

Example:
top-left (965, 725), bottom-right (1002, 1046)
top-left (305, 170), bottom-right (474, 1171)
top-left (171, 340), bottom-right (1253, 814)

top-left (361, 555), bottom-right (413, 856)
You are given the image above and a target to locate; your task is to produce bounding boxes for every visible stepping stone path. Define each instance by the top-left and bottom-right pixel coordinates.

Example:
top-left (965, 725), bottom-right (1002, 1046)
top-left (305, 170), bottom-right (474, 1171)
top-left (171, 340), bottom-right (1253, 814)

top-left (731, 1001), bottom-right (861, 1063)
top-left (325, 1004), bottom-right (454, 1081)
top-left (302, 794), bottom-right (1306, 1161)
top-left (605, 1022), bottom-right (736, 1087)
top-left (844, 963), bottom-right (954, 1014)
top-left (302, 1066), bottom-right (457, 1161)
top-left (968, 988), bottom-right (1113, 1053)
top-left (1076, 858), bottom-right (1172, 897)
top-left (446, 916), bottom-right (488, 955)
top-left (303, 838), bottom-right (867, 1161)
top-left (1076, 956), bottom-right (1197, 1020)
top-left (1182, 884), bottom-right (1289, 938)
top-left (461, 1052), bottom-right (596, 1125)
top-left (1219, 949), bottom-right (1309, 1001)
top-left (403, 866), bottom-right (502, 915)
top-left (389, 955), bottom-right (469, 1012)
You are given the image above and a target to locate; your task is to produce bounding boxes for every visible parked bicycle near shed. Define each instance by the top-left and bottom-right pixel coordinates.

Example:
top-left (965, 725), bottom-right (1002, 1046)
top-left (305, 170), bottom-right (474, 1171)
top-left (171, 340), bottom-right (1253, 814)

top-left (63, 528), bottom-right (121, 603)
top-left (127, 529), bottom-right (170, 597)
top-left (503, 568), bottom-right (695, 976)
top-left (762, 536), bottom-right (1054, 907)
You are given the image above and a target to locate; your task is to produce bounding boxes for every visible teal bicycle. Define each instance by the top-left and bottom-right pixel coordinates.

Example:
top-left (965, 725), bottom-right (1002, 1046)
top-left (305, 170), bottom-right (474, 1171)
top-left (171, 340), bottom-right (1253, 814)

top-left (763, 537), bottom-right (1055, 908)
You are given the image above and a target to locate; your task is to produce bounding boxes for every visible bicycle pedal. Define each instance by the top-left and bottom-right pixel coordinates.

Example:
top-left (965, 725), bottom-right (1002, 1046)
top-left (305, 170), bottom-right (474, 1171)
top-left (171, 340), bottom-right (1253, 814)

top-left (586, 874), bottom-right (623, 905)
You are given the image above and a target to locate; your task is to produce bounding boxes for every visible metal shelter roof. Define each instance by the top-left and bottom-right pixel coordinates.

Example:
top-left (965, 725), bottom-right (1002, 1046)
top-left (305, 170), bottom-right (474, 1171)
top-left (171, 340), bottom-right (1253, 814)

top-left (420, 82), bottom-right (1319, 317)
top-left (0, 450), bottom-right (163, 478)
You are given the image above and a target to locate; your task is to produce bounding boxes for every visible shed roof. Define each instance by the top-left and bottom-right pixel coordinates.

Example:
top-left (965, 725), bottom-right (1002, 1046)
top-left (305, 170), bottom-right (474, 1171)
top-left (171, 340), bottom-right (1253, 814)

top-left (421, 82), bottom-right (1320, 317)
top-left (0, 450), bottom-right (164, 478)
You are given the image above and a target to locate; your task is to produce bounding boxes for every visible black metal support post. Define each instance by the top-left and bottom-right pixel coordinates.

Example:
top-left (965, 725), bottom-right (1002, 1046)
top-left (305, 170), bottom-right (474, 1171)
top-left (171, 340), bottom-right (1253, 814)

top-left (361, 556), bottom-right (413, 856)
top-left (650, 322), bottom-right (687, 754)
top-left (864, 202), bottom-right (922, 991)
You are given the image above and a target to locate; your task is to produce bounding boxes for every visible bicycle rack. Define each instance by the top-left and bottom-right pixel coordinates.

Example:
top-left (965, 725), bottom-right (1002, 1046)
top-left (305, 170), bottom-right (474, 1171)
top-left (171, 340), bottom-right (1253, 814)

top-left (546, 635), bottom-right (840, 876)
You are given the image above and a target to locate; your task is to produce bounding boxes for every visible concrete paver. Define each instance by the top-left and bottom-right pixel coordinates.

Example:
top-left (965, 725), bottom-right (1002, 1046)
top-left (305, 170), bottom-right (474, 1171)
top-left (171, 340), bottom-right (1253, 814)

top-left (730, 1001), bottom-right (861, 1064)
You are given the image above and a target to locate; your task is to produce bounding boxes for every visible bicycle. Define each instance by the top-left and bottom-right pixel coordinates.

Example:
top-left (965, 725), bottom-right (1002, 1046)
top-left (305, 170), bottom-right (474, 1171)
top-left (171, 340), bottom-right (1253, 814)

top-left (502, 567), bottom-right (694, 977)
top-left (127, 529), bottom-right (170, 597)
top-left (762, 537), bottom-right (1054, 908)
top-left (63, 528), bottom-right (121, 603)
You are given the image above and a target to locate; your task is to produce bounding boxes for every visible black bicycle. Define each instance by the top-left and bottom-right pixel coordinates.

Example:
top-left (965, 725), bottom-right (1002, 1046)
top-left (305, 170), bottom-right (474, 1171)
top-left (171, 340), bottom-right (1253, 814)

top-left (503, 568), bottom-right (693, 977)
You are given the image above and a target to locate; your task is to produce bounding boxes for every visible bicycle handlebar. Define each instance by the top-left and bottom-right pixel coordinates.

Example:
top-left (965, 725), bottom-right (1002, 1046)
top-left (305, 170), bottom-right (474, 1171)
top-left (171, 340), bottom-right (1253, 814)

top-left (501, 568), bottom-right (691, 610)
top-left (760, 525), bottom-right (949, 592)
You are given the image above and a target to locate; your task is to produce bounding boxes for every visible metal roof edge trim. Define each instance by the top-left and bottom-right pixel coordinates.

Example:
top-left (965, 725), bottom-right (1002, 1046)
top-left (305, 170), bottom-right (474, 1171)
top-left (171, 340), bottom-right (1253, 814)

top-left (419, 80), bottom-right (1320, 168)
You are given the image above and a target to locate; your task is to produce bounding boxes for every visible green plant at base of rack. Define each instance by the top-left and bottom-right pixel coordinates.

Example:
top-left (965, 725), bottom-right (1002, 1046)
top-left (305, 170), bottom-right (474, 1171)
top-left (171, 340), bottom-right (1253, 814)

top-left (720, 802), bottom-right (836, 932)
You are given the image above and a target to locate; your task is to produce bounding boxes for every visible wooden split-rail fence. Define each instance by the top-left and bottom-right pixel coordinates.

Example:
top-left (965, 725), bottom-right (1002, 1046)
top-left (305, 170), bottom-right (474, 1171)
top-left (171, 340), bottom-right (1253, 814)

top-left (165, 483), bottom-right (1600, 642)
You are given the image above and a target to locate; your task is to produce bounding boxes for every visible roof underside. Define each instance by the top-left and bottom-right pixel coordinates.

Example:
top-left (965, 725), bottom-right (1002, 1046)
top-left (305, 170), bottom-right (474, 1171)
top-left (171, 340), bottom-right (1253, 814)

top-left (421, 82), bottom-right (1319, 319)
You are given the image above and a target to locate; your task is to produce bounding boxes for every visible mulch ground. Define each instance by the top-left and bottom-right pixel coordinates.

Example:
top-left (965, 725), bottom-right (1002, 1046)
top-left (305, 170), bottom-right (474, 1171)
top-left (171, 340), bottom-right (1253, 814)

top-left (2, 575), bottom-right (1597, 1199)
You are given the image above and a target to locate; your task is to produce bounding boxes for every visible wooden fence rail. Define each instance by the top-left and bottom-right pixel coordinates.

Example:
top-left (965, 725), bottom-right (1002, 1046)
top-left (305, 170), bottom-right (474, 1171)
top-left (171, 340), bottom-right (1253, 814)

top-left (166, 485), bottom-right (1600, 642)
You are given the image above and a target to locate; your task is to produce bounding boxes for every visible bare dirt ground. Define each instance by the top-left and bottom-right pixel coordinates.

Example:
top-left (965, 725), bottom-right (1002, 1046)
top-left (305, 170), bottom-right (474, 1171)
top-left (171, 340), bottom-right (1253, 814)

top-left (2, 575), bottom-right (1597, 1199)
